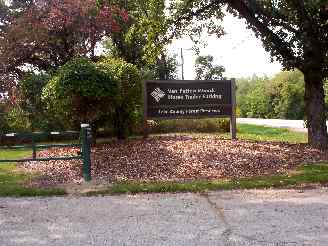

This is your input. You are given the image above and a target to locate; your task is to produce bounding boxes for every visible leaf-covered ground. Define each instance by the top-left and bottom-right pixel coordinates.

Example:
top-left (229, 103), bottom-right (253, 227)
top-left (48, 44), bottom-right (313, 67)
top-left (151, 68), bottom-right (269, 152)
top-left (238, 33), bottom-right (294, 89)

top-left (22, 136), bottom-right (328, 186)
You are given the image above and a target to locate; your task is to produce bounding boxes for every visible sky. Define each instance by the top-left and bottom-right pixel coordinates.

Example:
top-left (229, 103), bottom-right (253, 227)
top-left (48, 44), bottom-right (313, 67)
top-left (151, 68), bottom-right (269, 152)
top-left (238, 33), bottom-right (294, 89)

top-left (169, 13), bottom-right (283, 80)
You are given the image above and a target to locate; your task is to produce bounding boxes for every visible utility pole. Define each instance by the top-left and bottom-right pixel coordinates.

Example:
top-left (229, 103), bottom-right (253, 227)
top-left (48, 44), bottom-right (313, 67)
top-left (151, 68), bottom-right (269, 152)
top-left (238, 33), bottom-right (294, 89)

top-left (179, 47), bottom-right (193, 80)
top-left (180, 48), bottom-right (184, 80)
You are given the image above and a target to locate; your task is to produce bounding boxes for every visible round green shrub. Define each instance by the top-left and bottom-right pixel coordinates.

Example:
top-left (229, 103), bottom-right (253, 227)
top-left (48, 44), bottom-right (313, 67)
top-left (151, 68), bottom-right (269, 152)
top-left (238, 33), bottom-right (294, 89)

top-left (99, 58), bottom-right (142, 139)
top-left (42, 58), bottom-right (120, 130)
top-left (42, 58), bottom-right (141, 139)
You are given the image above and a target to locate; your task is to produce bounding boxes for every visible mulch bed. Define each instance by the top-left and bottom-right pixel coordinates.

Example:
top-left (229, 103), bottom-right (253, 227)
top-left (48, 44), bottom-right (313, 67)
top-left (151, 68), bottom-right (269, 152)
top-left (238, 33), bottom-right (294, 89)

top-left (21, 136), bottom-right (328, 185)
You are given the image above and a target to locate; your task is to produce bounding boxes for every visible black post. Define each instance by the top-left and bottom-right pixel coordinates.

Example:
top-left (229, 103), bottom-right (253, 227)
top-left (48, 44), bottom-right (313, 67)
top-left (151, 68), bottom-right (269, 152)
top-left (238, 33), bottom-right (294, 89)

top-left (81, 124), bottom-right (92, 181)
top-left (142, 81), bottom-right (149, 138)
top-left (180, 48), bottom-right (184, 80)
top-left (230, 78), bottom-right (237, 140)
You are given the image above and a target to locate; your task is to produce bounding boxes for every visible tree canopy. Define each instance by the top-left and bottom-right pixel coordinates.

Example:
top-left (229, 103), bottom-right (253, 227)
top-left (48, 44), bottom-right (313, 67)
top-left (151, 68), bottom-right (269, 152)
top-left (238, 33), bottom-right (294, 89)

top-left (172, 0), bottom-right (328, 148)
top-left (172, 0), bottom-right (328, 75)
top-left (0, 0), bottom-right (128, 96)
top-left (102, 0), bottom-right (168, 66)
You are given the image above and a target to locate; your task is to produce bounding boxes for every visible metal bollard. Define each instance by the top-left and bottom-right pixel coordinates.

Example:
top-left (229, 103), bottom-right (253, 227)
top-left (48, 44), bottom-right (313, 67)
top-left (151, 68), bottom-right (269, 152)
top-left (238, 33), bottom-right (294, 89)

top-left (81, 124), bottom-right (92, 181)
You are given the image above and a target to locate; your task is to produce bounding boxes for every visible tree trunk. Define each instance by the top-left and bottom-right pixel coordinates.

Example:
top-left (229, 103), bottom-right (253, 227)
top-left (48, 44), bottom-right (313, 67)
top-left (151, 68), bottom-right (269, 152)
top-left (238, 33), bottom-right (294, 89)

top-left (304, 72), bottom-right (328, 148)
top-left (114, 106), bottom-right (127, 140)
top-left (90, 123), bottom-right (97, 145)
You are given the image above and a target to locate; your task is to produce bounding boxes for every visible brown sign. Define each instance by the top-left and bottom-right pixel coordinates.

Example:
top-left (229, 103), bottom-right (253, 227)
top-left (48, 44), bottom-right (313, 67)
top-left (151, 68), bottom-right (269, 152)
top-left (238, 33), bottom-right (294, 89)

top-left (143, 80), bottom-right (237, 139)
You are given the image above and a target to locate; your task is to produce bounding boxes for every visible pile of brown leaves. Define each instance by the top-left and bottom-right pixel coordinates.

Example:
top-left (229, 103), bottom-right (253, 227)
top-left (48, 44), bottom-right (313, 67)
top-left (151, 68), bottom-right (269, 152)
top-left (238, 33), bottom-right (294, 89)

top-left (22, 136), bottom-right (328, 185)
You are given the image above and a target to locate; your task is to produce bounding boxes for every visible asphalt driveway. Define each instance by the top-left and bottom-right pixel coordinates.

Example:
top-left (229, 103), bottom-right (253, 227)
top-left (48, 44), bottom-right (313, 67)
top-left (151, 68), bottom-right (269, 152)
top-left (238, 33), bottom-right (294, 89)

top-left (1, 188), bottom-right (328, 246)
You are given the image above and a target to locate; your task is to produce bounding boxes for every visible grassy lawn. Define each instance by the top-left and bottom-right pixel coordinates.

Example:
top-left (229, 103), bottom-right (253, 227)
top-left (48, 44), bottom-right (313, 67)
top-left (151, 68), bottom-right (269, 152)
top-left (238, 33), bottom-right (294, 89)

top-left (0, 149), bottom-right (66, 197)
top-left (149, 123), bottom-right (307, 143)
top-left (224, 124), bottom-right (307, 143)
top-left (0, 149), bottom-right (32, 161)
top-left (86, 163), bottom-right (328, 195)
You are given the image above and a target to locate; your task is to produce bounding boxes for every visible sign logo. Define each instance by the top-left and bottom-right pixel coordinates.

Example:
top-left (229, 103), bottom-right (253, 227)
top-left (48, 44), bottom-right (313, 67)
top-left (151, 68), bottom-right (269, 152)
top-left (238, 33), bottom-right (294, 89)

top-left (151, 87), bottom-right (166, 102)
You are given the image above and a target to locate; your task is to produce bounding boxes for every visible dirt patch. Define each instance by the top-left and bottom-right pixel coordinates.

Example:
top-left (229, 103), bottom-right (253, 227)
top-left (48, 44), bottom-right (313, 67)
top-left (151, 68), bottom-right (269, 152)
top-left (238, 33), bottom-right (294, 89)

top-left (21, 136), bottom-right (328, 186)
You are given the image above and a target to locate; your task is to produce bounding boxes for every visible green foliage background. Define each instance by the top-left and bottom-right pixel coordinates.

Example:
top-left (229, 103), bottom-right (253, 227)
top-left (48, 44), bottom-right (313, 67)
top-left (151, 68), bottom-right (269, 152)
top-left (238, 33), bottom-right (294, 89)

top-left (0, 103), bottom-right (9, 132)
top-left (237, 70), bottom-right (309, 120)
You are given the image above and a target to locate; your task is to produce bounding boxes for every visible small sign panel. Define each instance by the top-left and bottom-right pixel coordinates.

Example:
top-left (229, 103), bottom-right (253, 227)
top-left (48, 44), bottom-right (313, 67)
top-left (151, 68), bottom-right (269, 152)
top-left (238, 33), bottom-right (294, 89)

top-left (146, 105), bottom-right (232, 118)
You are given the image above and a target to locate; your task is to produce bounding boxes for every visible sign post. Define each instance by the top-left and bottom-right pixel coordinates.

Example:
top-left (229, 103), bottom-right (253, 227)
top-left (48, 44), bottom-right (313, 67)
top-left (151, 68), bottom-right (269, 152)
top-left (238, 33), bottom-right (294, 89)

top-left (230, 79), bottom-right (237, 140)
top-left (143, 79), bottom-right (237, 140)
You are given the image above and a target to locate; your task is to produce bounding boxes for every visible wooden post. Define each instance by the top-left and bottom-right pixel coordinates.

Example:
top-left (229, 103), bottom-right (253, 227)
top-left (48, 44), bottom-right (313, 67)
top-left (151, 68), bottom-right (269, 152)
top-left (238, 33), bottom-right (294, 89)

top-left (142, 81), bottom-right (149, 138)
top-left (230, 78), bottom-right (237, 140)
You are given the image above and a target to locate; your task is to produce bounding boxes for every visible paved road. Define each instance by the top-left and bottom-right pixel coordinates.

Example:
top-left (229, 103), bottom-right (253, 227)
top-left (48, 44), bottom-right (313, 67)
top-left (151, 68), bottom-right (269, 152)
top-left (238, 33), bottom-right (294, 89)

top-left (237, 118), bottom-right (308, 132)
top-left (1, 188), bottom-right (328, 246)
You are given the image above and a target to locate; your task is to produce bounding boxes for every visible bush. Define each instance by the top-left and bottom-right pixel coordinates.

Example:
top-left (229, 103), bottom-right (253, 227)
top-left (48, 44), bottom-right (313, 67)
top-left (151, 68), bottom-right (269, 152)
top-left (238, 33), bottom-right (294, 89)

top-left (147, 118), bottom-right (230, 134)
top-left (99, 58), bottom-right (142, 139)
top-left (42, 58), bottom-right (141, 139)
top-left (19, 72), bottom-right (64, 131)
top-left (237, 70), bottom-right (305, 120)
top-left (42, 58), bottom-right (119, 130)
top-left (0, 104), bottom-right (9, 132)
top-left (6, 107), bottom-right (31, 132)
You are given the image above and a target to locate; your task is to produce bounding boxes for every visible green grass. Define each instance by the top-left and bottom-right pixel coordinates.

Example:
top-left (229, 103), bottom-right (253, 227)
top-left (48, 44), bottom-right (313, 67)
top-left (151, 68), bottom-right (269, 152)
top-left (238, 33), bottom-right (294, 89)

top-left (150, 123), bottom-right (307, 143)
top-left (0, 149), bottom-right (32, 161)
top-left (86, 163), bottom-right (328, 196)
top-left (224, 124), bottom-right (307, 143)
top-left (0, 149), bottom-right (66, 197)
top-left (93, 123), bottom-right (308, 145)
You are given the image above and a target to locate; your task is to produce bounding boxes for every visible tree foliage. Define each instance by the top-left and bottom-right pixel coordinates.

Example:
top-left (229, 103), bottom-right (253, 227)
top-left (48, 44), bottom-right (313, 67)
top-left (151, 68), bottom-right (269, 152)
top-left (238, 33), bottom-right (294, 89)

top-left (0, 0), bottom-right (128, 96)
top-left (42, 58), bottom-right (119, 129)
top-left (0, 103), bottom-right (9, 132)
top-left (141, 53), bottom-right (178, 80)
top-left (102, 0), bottom-right (168, 67)
top-left (42, 58), bottom-right (141, 138)
top-left (270, 70), bottom-right (305, 120)
top-left (238, 76), bottom-right (271, 118)
top-left (18, 72), bottom-right (57, 130)
top-left (195, 55), bottom-right (225, 80)
top-left (168, 0), bottom-right (225, 44)
top-left (172, 0), bottom-right (328, 147)
top-left (99, 58), bottom-right (142, 138)
top-left (6, 106), bottom-right (31, 132)
top-left (102, 0), bottom-right (181, 80)
top-left (238, 70), bottom-right (305, 120)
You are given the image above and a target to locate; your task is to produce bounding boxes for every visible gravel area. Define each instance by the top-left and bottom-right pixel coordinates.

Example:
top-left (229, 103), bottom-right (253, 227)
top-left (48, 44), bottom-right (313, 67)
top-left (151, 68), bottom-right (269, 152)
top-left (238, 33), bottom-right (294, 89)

top-left (21, 136), bottom-right (328, 185)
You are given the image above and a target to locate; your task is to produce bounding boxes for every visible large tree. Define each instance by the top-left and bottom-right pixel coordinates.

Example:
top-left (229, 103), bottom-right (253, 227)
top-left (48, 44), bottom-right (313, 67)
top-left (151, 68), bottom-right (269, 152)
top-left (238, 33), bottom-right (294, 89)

top-left (102, 0), bottom-right (173, 76)
top-left (100, 0), bottom-right (166, 63)
top-left (0, 0), bottom-right (128, 97)
top-left (172, 0), bottom-right (328, 148)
